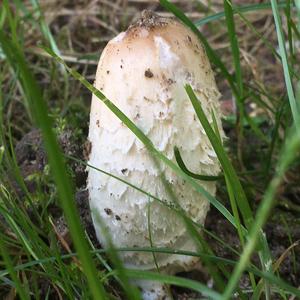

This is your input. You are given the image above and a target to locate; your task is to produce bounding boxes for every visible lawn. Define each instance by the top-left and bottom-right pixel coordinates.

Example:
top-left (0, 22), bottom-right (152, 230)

top-left (0, 0), bottom-right (299, 299)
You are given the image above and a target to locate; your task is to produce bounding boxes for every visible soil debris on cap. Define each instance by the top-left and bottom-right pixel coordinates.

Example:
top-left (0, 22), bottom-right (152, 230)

top-left (121, 168), bottom-right (128, 174)
top-left (104, 208), bottom-right (113, 215)
top-left (129, 10), bottom-right (169, 30)
top-left (144, 68), bottom-right (154, 78)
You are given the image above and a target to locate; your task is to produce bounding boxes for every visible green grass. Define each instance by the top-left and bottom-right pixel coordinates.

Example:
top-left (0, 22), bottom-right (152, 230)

top-left (0, 0), bottom-right (300, 299)
top-left (0, 29), bottom-right (107, 300)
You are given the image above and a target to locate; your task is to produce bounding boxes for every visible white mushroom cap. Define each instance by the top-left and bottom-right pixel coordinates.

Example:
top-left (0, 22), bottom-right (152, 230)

top-left (87, 10), bottom-right (223, 298)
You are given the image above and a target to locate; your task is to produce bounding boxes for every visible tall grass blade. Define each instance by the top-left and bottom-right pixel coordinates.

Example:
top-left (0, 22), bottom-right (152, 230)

top-left (185, 85), bottom-right (275, 293)
top-left (185, 85), bottom-right (252, 229)
top-left (0, 32), bottom-right (107, 300)
top-left (223, 0), bottom-right (243, 98)
top-left (271, 0), bottom-right (299, 125)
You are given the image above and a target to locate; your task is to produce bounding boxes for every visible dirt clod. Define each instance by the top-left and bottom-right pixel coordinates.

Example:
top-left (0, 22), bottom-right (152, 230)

top-left (145, 68), bottom-right (154, 78)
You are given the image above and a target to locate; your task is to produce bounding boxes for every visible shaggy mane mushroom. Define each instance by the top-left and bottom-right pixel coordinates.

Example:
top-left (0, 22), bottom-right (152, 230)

top-left (87, 10), bottom-right (224, 300)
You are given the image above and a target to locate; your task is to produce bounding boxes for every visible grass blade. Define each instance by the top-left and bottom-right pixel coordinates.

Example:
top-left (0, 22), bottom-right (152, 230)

top-left (195, 1), bottom-right (291, 26)
top-left (185, 85), bottom-right (276, 293)
top-left (174, 146), bottom-right (222, 181)
top-left (223, 0), bottom-right (243, 97)
top-left (185, 85), bottom-right (252, 229)
top-left (271, 0), bottom-right (299, 125)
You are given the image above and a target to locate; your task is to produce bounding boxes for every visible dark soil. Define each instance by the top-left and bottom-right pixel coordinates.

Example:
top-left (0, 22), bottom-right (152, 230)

top-left (206, 206), bottom-right (300, 289)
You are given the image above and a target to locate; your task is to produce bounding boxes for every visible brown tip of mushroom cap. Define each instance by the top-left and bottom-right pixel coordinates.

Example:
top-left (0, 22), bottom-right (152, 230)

top-left (129, 10), bottom-right (171, 31)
